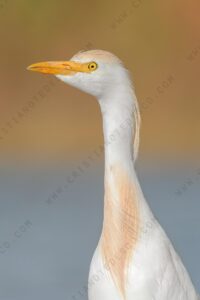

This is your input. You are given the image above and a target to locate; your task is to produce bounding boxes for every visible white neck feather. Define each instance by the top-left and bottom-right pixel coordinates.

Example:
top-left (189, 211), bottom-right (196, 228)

top-left (99, 78), bottom-right (140, 169)
top-left (98, 81), bottom-right (150, 297)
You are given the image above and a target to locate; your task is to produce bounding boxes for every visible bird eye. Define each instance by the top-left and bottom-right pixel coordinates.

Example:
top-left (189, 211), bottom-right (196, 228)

top-left (88, 62), bottom-right (98, 71)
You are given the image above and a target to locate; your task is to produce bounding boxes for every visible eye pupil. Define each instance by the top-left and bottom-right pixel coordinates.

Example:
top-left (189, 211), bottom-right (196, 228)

top-left (88, 62), bottom-right (97, 71)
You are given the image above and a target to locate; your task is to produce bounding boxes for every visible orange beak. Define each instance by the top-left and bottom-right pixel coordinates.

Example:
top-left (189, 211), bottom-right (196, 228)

top-left (27, 61), bottom-right (91, 75)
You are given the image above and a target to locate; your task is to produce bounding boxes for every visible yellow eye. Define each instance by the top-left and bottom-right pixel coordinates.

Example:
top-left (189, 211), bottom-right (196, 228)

top-left (88, 62), bottom-right (98, 71)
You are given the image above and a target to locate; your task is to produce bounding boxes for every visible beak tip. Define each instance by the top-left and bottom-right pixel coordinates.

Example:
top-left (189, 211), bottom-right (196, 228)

top-left (27, 65), bottom-right (34, 71)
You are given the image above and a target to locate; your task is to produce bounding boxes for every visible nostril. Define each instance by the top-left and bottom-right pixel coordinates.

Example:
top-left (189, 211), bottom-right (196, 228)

top-left (62, 63), bottom-right (71, 69)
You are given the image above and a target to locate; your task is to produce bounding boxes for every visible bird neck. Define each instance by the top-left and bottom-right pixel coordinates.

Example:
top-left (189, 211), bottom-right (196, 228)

top-left (98, 86), bottom-right (142, 297)
top-left (99, 85), bottom-right (137, 169)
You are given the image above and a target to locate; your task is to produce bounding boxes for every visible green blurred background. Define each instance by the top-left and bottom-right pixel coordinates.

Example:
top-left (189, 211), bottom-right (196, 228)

top-left (0, 1), bottom-right (199, 299)
top-left (0, 0), bottom-right (200, 162)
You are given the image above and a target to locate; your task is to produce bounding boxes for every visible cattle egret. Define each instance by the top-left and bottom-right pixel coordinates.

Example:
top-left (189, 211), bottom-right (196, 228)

top-left (28, 50), bottom-right (199, 300)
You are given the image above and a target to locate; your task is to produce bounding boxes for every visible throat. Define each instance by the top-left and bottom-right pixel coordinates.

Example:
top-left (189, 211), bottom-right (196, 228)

top-left (99, 93), bottom-right (140, 297)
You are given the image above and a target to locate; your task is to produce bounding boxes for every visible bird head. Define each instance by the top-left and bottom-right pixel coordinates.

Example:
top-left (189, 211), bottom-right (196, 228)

top-left (28, 50), bottom-right (140, 160)
top-left (27, 50), bottom-right (128, 99)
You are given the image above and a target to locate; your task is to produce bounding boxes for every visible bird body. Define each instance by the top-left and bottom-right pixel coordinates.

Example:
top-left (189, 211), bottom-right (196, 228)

top-left (28, 50), bottom-right (199, 300)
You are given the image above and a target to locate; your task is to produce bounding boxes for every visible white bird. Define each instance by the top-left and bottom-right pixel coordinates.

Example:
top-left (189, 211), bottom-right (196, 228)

top-left (28, 50), bottom-right (199, 300)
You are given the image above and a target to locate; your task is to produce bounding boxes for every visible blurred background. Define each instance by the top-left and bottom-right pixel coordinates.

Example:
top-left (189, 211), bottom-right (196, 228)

top-left (0, 0), bottom-right (199, 299)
